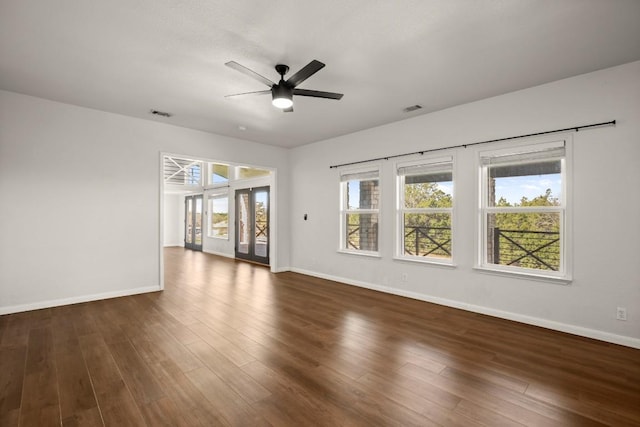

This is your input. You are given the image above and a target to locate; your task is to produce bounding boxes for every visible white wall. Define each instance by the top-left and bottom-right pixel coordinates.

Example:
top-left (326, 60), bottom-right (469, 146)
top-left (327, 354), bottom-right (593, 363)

top-left (163, 193), bottom-right (184, 247)
top-left (289, 61), bottom-right (640, 347)
top-left (0, 90), bottom-right (290, 313)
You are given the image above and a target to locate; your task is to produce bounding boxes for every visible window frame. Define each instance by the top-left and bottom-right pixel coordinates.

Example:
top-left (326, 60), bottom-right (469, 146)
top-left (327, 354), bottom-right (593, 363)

top-left (338, 166), bottom-right (381, 257)
top-left (477, 138), bottom-right (571, 282)
top-left (207, 190), bottom-right (229, 240)
top-left (396, 155), bottom-right (455, 266)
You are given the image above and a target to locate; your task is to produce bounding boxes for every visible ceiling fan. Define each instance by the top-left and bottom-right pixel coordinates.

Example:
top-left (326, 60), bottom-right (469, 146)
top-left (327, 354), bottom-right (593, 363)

top-left (224, 59), bottom-right (343, 112)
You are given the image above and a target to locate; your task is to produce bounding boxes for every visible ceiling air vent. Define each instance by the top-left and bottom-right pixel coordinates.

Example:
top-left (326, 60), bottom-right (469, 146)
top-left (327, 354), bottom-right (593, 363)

top-left (403, 104), bottom-right (423, 113)
top-left (150, 109), bottom-right (172, 118)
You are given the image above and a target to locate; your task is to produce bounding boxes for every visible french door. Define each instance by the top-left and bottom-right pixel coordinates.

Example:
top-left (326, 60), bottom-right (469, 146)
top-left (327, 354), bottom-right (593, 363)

top-left (184, 194), bottom-right (203, 251)
top-left (235, 187), bottom-right (270, 265)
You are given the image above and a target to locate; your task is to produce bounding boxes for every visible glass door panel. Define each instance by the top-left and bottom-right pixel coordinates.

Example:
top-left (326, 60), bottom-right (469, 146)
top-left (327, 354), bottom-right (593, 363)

top-left (236, 192), bottom-right (250, 256)
top-left (185, 198), bottom-right (193, 245)
top-left (185, 195), bottom-right (203, 251)
top-left (195, 197), bottom-right (203, 245)
top-left (254, 190), bottom-right (268, 258)
top-left (235, 187), bottom-right (269, 265)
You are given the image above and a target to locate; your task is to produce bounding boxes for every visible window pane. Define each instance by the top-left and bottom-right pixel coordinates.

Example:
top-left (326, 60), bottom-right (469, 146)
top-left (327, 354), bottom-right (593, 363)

top-left (346, 213), bottom-right (378, 251)
top-left (238, 167), bottom-right (271, 179)
top-left (210, 196), bottom-right (228, 238)
top-left (347, 179), bottom-right (379, 210)
top-left (486, 212), bottom-right (561, 271)
top-left (195, 197), bottom-right (202, 244)
top-left (164, 156), bottom-right (203, 186)
top-left (404, 177), bottom-right (452, 209)
top-left (210, 163), bottom-right (229, 184)
top-left (254, 190), bottom-right (268, 257)
top-left (404, 213), bottom-right (451, 258)
top-left (488, 160), bottom-right (561, 207)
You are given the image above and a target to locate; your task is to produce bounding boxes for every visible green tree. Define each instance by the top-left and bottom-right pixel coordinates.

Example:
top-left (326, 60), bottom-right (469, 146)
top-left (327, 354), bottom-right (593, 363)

top-left (495, 188), bottom-right (559, 233)
top-left (404, 182), bottom-right (452, 257)
top-left (493, 188), bottom-right (560, 270)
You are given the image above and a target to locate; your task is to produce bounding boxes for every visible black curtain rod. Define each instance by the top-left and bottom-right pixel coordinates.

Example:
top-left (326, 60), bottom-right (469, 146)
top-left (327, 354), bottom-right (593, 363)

top-left (329, 120), bottom-right (616, 169)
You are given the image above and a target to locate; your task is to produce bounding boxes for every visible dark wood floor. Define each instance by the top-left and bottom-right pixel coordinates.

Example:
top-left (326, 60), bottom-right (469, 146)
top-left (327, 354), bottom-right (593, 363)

top-left (1, 247), bottom-right (639, 426)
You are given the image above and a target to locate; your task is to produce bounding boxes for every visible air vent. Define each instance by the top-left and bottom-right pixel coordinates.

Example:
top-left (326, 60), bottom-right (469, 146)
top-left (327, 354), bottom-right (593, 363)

top-left (150, 109), bottom-right (172, 118)
top-left (403, 104), bottom-right (423, 113)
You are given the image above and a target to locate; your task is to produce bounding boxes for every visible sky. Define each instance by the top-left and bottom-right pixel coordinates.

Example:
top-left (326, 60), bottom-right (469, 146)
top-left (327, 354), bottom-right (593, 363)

top-left (495, 174), bottom-right (562, 204)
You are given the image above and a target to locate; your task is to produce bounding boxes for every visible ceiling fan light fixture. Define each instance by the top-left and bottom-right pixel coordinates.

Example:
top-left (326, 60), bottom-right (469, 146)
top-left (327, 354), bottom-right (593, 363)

top-left (271, 84), bottom-right (293, 109)
top-left (272, 96), bottom-right (293, 109)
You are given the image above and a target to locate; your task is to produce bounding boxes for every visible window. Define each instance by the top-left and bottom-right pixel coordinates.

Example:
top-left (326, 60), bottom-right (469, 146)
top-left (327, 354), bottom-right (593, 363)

top-left (208, 192), bottom-right (229, 239)
top-left (210, 163), bottom-right (230, 185)
top-left (187, 164), bottom-right (201, 185)
top-left (237, 166), bottom-right (271, 180)
top-left (397, 157), bottom-right (453, 263)
top-left (163, 156), bottom-right (203, 186)
top-left (479, 140), bottom-right (568, 278)
top-left (340, 168), bottom-right (380, 254)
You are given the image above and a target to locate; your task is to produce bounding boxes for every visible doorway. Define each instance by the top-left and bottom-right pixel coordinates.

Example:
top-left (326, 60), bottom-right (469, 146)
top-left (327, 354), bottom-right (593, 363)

top-left (235, 186), bottom-right (270, 265)
top-left (184, 194), bottom-right (203, 251)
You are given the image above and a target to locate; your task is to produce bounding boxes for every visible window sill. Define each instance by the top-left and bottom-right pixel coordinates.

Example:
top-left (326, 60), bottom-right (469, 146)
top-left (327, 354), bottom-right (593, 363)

top-left (473, 265), bottom-right (572, 285)
top-left (393, 256), bottom-right (457, 268)
top-left (337, 249), bottom-right (381, 259)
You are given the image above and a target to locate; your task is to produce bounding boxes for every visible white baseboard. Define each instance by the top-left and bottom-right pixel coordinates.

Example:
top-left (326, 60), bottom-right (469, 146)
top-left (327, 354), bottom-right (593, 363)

top-left (202, 249), bottom-right (235, 259)
top-left (164, 242), bottom-right (184, 247)
top-left (0, 285), bottom-right (161, 315)
top-left (290, 267), bottom-right (640, 350)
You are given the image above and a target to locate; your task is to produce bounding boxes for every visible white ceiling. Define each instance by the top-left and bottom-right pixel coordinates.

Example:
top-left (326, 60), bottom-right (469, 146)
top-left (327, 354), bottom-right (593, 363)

top-left (1, 1), bottom-right (639, 148)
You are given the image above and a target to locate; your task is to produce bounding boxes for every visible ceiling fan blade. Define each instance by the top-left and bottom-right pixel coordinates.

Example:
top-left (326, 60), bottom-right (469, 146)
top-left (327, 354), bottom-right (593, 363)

top-left (283, 107), bottom-right (294, 113)
top-left (225, 61), bottom-right (275, 87)
top-left (293, 88), bottom-right (343, 100)
top-left (286, 60), bottom-right (325, 88)
top-left (225, 90), bottom-right (271, 99)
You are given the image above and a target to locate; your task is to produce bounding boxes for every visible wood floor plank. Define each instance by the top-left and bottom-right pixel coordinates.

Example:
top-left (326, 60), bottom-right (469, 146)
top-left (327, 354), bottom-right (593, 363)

top-left (186, 340), bottom-right (271, 403)
top-left (107, 340), bottom-right (166, 405)
top-left (184, 366), bottom-right (270, 426)
top-left (396, 362), bottom-right (588, 427)
top-left (0, 315), bottom-right (8, 347)
top-left (455, 399), bottom-right (526, 427)
top-left (1, 316), bottom-right (31, 349)
top-left (0, 346), bottom-right (26, 427)
top-left (51, 312), bottom-right (102, 426)
top-left (152, 359), bottom-right (229, 426)
top-left (77, 333), bottom-right (145, 426)
top-left (187, 322), bottom-right (255, 367)
top-left (55, 347), bottom-right (103, 427)
top-left (19, 327), bottom-right (60, 427)
top-left (357, 372), bottom-right (480, 427)
top-left (241, 359), bottom-right (357, 426)
top-left (60, 406), bottom-right (103, 427)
